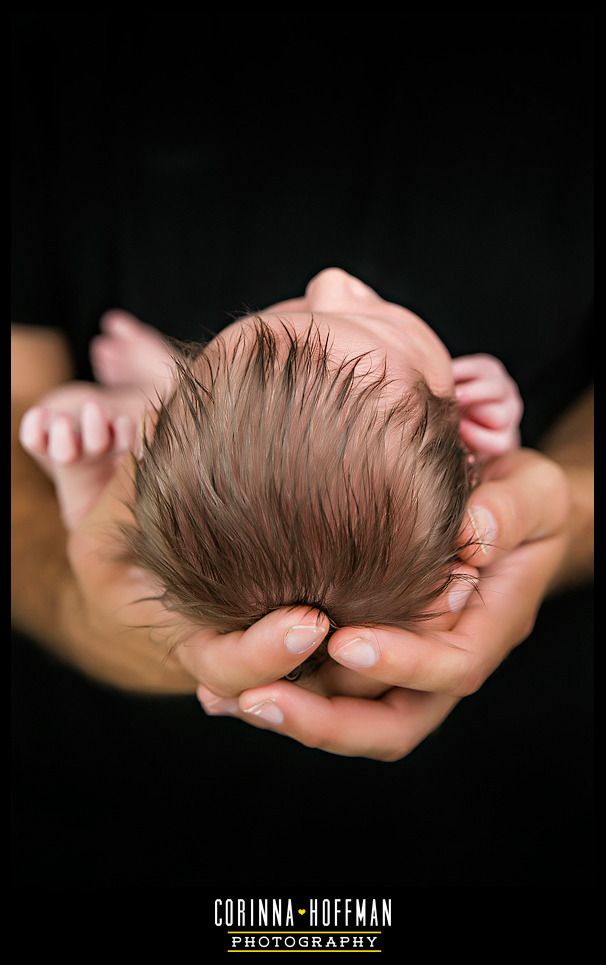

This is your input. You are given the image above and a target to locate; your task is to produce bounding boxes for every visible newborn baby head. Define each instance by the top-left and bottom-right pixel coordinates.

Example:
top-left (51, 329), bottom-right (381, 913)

top-left (120, 269), bottom-right (477, 674)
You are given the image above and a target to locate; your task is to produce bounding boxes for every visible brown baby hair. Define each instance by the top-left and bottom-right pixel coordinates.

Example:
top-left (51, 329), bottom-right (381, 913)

top-left (117, 315), bottom-right (479, 672)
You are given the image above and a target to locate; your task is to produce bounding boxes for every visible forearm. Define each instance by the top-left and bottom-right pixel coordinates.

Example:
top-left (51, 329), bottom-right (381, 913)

top-left (11, 328), bottom-right (196, 694)
top-left (537, 385), bottom-right (594, 594)
top-left (12, 326), bottom-right (76, 647)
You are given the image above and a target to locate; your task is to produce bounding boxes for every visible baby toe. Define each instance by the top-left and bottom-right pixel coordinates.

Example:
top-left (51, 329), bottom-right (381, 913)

top-left (19, 407), bottom-right (48, 454)
top-left (81, 401), bottom-right (112, 456)
top-left (48, 414), bottom-right (80, 464)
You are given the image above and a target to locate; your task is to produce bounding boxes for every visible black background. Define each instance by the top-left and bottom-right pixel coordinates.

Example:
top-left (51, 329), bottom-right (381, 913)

top-left (12, 12), bottom-right (593, 891)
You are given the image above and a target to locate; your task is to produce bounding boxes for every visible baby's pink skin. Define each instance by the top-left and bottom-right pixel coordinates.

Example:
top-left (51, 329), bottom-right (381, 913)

top-left (19, 314), bottom-right (176, 531)
top-left (452, 354), bottom-right (523, 460)
top-left (90, 310), bottom-right (177, 395)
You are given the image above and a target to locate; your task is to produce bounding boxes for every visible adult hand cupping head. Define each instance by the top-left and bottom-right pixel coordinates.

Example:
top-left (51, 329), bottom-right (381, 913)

top-left (195, 448), bottom-right (572, 760)
top-left (68, 446), bottom-right (571, 759)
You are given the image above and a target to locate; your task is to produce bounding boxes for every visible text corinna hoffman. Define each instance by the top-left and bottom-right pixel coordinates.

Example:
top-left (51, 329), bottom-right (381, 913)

top-left (214, 898), bottom-right (392, 927)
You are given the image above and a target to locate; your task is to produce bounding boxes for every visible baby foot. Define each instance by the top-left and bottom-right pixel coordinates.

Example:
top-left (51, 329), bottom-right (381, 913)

top-left (90, 310), bottom-right (178, 399)
top-left (19, 401), bottom-right (136, 530)
top-left (452, 354), bottom-right (524, 461)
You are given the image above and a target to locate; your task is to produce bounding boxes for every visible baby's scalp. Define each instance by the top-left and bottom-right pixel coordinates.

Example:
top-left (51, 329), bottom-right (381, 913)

top-left (118, 316), bottom-right (477, 674)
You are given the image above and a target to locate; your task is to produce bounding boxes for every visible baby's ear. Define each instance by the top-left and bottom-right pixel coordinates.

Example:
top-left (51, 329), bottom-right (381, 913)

top-left (421, 565), bottom-right (480, 632)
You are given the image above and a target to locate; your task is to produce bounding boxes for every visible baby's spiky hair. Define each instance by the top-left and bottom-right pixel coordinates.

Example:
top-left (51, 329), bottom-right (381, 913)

top-left (118, 316), bottom-right (477, 670)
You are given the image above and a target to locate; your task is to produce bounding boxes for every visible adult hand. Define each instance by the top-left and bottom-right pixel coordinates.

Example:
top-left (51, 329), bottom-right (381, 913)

top-left (195, 448), bottom-right (573, 760)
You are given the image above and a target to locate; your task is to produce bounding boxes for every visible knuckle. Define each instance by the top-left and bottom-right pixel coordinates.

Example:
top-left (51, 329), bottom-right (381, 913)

top-left (199, 664), bottom-right (245, 698)
top-left (367, 736), bottom-right (412, 762)
top-left (179, 651), bottom-right (238, 698)
top-left (290, 710), bottom-right (328, 751)
top-left (455, 659), bottom-right (487, 697)
top-left (519, 611), bottom-right (538, 642)
top-left (210, 683), bottom-right (241, 699)
top-left (549, 464), bottom-right (571, 508)
top-left (299, 728), bottom-right (324, 750)
top-left (376, 746), bottom-right (406, 763)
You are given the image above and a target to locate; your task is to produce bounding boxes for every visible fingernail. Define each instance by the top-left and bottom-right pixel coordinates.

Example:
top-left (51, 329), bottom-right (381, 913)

top-left (332, 637), bottom-right (379, 669)
top-left (242, 699), bottom-right (284, 725)
top-left (449, 583), bottom-right (474, 612)
top-left (284, 624), bottom-right (326, 654)
top-left (199, 697), bottom-right (240, 716)
top-left (467, 507), bottom-right (497, 556)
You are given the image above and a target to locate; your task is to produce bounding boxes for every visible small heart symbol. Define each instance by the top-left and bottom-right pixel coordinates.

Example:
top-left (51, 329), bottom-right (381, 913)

top-left (298, 908), bottom-right (306, 915)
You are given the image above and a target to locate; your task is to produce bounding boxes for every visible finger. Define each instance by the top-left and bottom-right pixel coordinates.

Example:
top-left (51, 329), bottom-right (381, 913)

top-left (176, 607), bottom-right (330, 697)
top-left (456, 448), bottom-right (570, 565)
top-left (198, 679), bottom-right (458, 761)
top-left (308, 565), bottom-right (478, 695)
top-left (434, 535), bottom-right (566, 689)
top-left (326, 620), bottom-right (476, 694)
